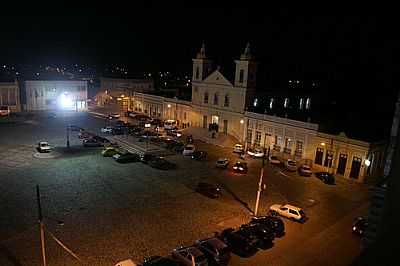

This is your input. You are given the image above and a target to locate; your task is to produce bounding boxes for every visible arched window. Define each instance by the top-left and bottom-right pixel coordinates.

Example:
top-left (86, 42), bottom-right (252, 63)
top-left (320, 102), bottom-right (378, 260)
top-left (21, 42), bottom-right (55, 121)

top-left (299, 98), bottom-right (304, 110)
top-left (213, 93), bottom-right (219, 105)
top-left (269, 98), bottom-right (274, 109)
top-left (204, 92), bottom-right (209, 104)
top-left (306, 98), bottom-right (311, 109)
top-left (284, 98), bottom-right (289, 108)
top-left (195, 67), bottom-right (200, 80)
top-left (224, 94), bottom-right (230, 107)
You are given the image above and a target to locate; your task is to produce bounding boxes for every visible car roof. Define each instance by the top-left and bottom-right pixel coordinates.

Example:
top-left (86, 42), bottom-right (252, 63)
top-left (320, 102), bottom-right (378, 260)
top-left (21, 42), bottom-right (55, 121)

top-left (176, 246), bottom-right (203, 256)
top-left (200, 237), bottom-right (227, 249)
top-left (283, 204), bottom-right (302, 211)
top-left (217, 158), bottom-right (228, 161)
top-left (185, 144), bottom-right (195, 148)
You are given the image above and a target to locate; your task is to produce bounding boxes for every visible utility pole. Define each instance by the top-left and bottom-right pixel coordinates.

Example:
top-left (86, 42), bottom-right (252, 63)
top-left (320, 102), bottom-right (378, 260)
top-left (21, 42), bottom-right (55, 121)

top-left (36, 185), bottom-right (47, 266)
top-left (254, 144), bottom-right (266, 216)
top-left (66, 125), bottom-right (70, 148)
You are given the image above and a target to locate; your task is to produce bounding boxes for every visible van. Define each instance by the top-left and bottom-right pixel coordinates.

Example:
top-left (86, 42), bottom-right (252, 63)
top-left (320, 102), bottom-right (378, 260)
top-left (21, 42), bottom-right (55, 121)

top-left (164, 119), bottom-right (177, 130)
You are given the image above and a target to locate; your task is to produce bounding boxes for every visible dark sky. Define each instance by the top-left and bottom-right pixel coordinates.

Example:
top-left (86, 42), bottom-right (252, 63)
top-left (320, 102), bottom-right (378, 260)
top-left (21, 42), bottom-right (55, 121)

top-left (0, 8), bottom-right (397, 94)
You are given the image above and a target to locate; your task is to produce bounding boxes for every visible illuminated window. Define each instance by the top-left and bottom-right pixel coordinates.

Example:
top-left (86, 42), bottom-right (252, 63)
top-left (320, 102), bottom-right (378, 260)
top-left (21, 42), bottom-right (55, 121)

top-left (253, 98), bottom-right (258, 107)
top-left (269, 98), bottom-right (274, 109)
top-left (299, 98), bottom-right (304, 110)
top-left (306, 98), bottom-right (311, 109)
top-left (284, 98), bottom-right (289, 108)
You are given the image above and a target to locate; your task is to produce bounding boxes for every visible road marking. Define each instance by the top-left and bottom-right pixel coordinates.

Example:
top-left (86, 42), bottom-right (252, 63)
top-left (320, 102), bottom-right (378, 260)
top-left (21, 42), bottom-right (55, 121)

top-left (279, 171), bottom-right (290, 177)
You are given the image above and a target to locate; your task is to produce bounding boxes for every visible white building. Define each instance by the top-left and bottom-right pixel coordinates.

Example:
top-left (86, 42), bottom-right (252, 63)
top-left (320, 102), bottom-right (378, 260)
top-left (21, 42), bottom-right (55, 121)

top-left (25, 80), bottom-right (88, 111)
top-left (0, 80), bottom-right (21, 112)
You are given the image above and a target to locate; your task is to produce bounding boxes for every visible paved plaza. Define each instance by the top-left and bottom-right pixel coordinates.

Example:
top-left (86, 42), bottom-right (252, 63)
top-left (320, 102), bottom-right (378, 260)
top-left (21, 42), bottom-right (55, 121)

top-left (0, 112), bottom-right (369, 266)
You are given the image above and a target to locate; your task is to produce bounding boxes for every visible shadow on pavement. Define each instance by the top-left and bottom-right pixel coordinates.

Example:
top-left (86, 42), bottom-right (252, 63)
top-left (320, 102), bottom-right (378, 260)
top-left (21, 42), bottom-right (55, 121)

top-left (0, 245), bottom-right (23, 266)
top-left (54, 146), bottom-right (102, 158)
top-left (218, 182), bottom-right (254, 214)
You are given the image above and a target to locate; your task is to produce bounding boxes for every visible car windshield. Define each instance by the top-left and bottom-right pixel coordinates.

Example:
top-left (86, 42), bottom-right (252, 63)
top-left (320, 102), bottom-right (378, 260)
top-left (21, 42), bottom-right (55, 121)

top-left (185, 146), bottom-right (193, 150)
top-left (218, 160), bottom-right (225, 163)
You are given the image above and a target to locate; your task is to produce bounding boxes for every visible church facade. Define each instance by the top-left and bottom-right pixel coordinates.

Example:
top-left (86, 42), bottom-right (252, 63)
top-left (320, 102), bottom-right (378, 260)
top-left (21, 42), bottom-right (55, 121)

top-left (130, 44), bottom-right (385, 183)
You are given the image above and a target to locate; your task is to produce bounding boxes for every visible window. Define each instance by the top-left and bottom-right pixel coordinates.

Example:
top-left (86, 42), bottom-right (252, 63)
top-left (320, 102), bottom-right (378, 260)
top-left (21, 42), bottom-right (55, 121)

top-left (247, 129), bottom-right (253, 145)
top-left (253, 98), bottom-right (258, 107)
top-left (255, 131), bottom-right (261, 147)
top-left (269, 98), bottom-right (274, 109)
top-left (275, 136), bottom-right (283, 146)
top-left (239, 69), bottom-right (244, 83)
top-left (295, 141), bottom-right (303, 156)
top-left (9, 90), bottom-right (16, 105)
top-left (196, 66), bottom-right (199, 79)
top-left (213, 93), bottom-right (218, 105)
top-left (289, 209), bottom-right (298, 215)
top-left (284, 98), bottom-right (289, 108)
top-left (324, 150), bottom-right (334, 167)
top-left (184, 112), bottom-right (187, 120)
top-left (299, 98), bottom-right (304, 110)
top-left (315, 147), bottom-right (324, 165)
top-left (1, 90), bottom-right (8, 105)
top-left (306, 98), bottom-right (311, 109)
top-left (224, 94), bottom-right (229, 107)
top-left (285, 138), bottom-right (293, 149)
top-left (204, 92), bottom-right (208, 104)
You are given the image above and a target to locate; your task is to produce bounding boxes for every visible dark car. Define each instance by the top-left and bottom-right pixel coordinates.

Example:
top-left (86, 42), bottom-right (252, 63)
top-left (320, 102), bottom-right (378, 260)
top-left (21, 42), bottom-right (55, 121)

top-left (91, 135), bottom-right (110, 144)
top-left (112, 127), bottom-right (124, 135)
top-left (352, 217), bottom-right (368, 236)
top-left (315, 172), bottom-right (335, 184)
top-left (250, 216), bottom-right (285, 237)
top-left (173, 142), bottom-right (185, 153)
top-left (83, 138), bottom-right (103, 147)
top-left (114, 153), bottom-right (140, 163)
top-left (195, 182), bottom-right (222, 199)
top-left (148, 157), bottom-right (176, 170)
top-left (69, 125), bottom-right (84, 132)
top-left (194, 237), bottom-right (231, 265)
top-left (240, 223), bottom-right (274, 247)
top-left (115, 120), bottom-right (127, 127)
top-left (217, 228), bottom-right (258, 256)
top-left (143, 256), bottom-right (181, 266)
top-left (140, 153), bottom-right (157, 164)
top-left (191, 151), bottom-right (208, 161)
top-left (232, 161), bottom-right (248, 173)
top-left (150, 118), bottom-right (163, 127)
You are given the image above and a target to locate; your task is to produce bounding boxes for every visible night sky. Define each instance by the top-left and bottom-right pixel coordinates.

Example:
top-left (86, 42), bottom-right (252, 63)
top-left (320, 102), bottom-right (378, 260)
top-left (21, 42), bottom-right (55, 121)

top-left (0, 8), bottom-right (398, 100)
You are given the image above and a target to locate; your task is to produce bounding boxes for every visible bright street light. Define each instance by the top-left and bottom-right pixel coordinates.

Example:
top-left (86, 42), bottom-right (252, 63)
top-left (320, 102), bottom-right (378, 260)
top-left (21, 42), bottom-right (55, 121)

top-left (365, 159), bottom-right (371, 166)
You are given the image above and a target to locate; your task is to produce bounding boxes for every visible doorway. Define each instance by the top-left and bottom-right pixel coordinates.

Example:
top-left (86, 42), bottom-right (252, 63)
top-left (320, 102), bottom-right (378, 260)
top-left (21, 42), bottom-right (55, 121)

top-left (350, 156), bottom-right (362, 179)
top-left (337, 153), bottom-right (347, 175)
top-left (223, 120), bottom-right (228, 134)
top-left (315, 147), bottom-right (324, 165)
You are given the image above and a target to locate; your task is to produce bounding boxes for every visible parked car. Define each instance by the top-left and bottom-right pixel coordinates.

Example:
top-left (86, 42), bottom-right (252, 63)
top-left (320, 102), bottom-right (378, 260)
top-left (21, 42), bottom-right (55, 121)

top-left (182, 144), bottom-right (195, 156)
top-left (108, 113), bottom-right (121, 119)
top-left (233, 144), bottom-right (244, 153)
top-left (78, 131), bottom-right (95, 139)
top-left (83, 138), bottom-right (103, 147)
top-left (216, 158), bottom-right (229, 168)
top-left (191, 151), bottom-right (207, 160)
top-left (250, 215), bottom-right (285, 237)
top-left (0, 105), bottom-right (11, 116)
top-left (239, 223), bottom-right (275, 246)
top-left (315, 172), bottom-right (335, 184)
top-left (285, 159), bottom-right (297, 172)
top-left (232, 161), bottom-right (248, 173)
top-left (150, 118), bottom-right (163, 127)
top-left (167, 129), bottom-right (183, 138)
top-left (140, 153), bottom-right (157, 164)
top-left (194, 237), bottom-right (231, 265)
top-left (299, 164), bottom-right (312, 176)
top-left (102, 147), bottom-right (120, 157)
top-left (101, 126), bottom-right (114, 133)
top-left (115, 120), bottom-right (127, 127)
top-left (69, 125), bottom-right (84, 132)
top-left (171, 246), bottom-right (208, 266)
top-left (195, 182), bottom-right (222, 199)
top-left (269, 204), bottom-right (306, 223)
top-left (142, 256), bottom-right (181, 266)
top-left (37, 141), bottom-right (52, 153)
top-left (269, 156), bottom-right (281, 165)
top-left (113, 153), bottom-right (140, 163)
top-left (217, 228), bottom-right (258, 255)
top-left (352, 217), bottom-right (368, 236)
top-left (91, 135), bottom-right (110, 144)
top-left (148, 157), bottom-right (176, 170)
top-left (247, 148), bottom-right (265, 158)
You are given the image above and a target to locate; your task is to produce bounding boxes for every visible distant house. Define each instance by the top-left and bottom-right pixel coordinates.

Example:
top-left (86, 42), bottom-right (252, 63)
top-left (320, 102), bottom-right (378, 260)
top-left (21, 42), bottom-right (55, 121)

top-left (25, 80), bottom-right (88, 111)
top-left (0, 79), bottom-right (21, 113)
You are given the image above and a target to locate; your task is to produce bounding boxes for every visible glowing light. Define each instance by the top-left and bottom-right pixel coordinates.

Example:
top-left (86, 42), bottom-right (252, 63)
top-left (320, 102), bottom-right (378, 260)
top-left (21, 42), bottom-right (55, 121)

top-left (58, 92), bottom-right (74, 109)
top-left (321, 143), bottom-right (325, 146)
top-left (167, 104), bottom-right (171, 108)
top-left (365, 159), bottom-right (371, 166)
top-left (240, 119), bottom-right (244, 124)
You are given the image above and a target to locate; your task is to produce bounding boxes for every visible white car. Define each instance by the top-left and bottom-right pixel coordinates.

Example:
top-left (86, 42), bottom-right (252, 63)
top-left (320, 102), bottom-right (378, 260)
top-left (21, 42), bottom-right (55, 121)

top-left (269, 204), bottom-right (306, 222)
top-left (108, 113), bottom-right (120, 119)
top-left (269, 156), bottom-right (281, 165)
top-left (101, 126), bottom-right (113, 133)
top-left (216, 158), bottom-right (229, 168)
top-left (247, 148), bottom-right (264, 158)
top-left (114, 259), bottom-right (138, 266)
top-left (299, 164), bottom-right (312, 176)
top-left (182, 144), bottom-right (195, 156)
top-left (233, 144), bottom-right (244, 153)
top-left (285, 159), bottom-right (297, 172)
top-left (37, 141), bottom-right (52, 153)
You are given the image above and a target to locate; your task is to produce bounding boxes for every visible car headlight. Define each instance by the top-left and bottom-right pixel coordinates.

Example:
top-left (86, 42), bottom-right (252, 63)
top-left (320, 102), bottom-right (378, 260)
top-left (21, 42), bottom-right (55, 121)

top-left (239, 167), bottom-right (244, 170)
top-left (233, 166), bottom-right (238, 169)
top-left (353, 226), bottom-right (357, 231)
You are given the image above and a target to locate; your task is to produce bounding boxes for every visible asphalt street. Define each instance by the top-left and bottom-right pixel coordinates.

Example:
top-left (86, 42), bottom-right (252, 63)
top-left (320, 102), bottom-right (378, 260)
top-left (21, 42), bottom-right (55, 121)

top-left (0, 112), bottom-right (369, 266)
